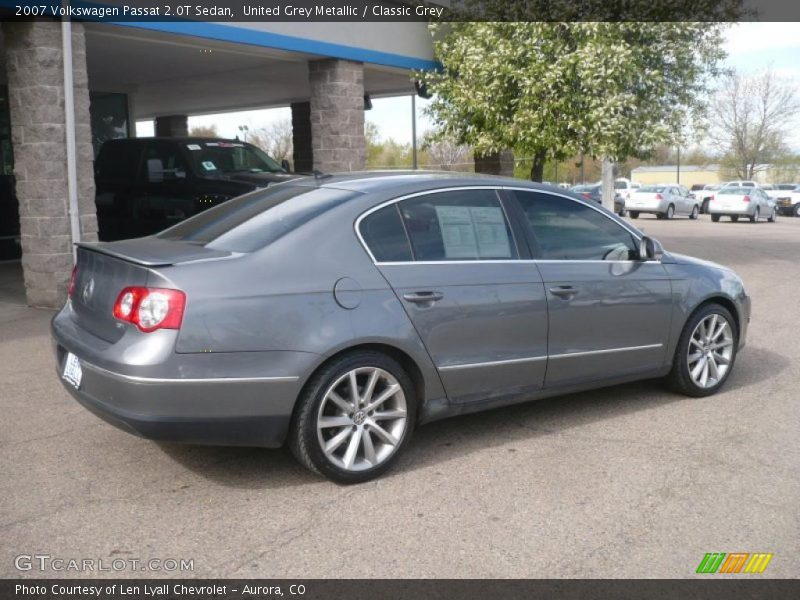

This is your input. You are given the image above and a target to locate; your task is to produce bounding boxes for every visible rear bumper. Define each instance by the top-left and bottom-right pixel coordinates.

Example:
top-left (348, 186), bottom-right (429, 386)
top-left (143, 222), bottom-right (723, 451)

top-left (708, 205), bottom-right (755, 216)
top-left (51, 307), bottom-right (313, 447)
top-left (625, 200), bottom-right (668, 214)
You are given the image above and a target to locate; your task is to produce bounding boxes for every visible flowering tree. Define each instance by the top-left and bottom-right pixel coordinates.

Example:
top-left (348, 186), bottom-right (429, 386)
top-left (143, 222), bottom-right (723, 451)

top-left (419, 21), bottom-right (730, 208)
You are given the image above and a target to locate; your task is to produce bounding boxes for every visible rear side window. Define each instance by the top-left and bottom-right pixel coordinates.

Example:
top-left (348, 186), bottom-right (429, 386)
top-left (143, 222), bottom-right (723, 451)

top-left (359, 205), bottom-right (412, 262)
top-left (398, 189), bottom-right (518, 261)
top-left (157, 185), bottom-right (358, 252)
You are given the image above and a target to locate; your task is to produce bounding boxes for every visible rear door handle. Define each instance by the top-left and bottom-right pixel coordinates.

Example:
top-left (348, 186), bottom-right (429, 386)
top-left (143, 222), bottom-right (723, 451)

top-left (403, 291), bottom-right (444, 304)
top-left (549, 286), bottom-right (579, 299)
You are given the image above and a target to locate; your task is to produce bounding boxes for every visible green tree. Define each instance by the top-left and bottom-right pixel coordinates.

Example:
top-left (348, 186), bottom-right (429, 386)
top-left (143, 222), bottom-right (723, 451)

top-left (419, 21), bottom-right (730, 209)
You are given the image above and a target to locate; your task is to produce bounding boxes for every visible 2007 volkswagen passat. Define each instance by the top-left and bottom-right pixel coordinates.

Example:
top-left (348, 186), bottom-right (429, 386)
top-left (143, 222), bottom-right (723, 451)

top-left (52, 173), bottom-right (750, 483)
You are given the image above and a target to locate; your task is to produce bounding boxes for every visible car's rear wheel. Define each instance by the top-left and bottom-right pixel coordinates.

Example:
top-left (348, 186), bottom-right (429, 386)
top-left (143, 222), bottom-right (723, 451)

top-left (666, 304), bottom-right (738, 398)
top-left (731, 215), bottom-right (739, 223)
top-left (290, 351), bottom-right (416, 483)
top-left (628, 211), bottom-right (639, 219)
top-left (711, 214), bottom-right (720, 222)
top-left (689, 205), bottom-right (699, 220)
top-left (749, 207), bottom-right (759, 223)
top-left (701, 199), bottom-right (710, 214)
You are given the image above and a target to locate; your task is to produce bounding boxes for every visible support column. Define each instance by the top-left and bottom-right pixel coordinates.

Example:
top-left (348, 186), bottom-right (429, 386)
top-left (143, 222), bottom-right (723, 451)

top-left (155, 114), bottom-right (188, 138)
top-left (3, 21), bottom-right (98, 308)
top-left (290, 101), bottom-right (313, 173)
top-left (308, 59), bottom-right (365, 172)
top-left (474, 150), bottom-right (515, 177)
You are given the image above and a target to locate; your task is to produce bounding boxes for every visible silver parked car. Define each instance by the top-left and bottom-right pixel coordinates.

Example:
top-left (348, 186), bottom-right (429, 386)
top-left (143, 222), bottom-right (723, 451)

top-left (52, 173), bottom-right (750, 483)
top-left (708, 185), bottom-right (777, 223)
top-left (626, 184), bottom-right (699, 220)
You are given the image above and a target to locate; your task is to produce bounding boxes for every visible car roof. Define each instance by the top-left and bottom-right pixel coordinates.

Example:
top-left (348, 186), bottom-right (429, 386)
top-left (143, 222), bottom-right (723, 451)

top-left (281, 170), bottom-right (569, 195)
top-left (102, 137), bottom-right (251, 145)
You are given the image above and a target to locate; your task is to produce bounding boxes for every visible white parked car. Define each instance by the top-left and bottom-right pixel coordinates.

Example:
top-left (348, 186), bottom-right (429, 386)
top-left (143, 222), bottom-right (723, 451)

top-left (708, 185), bottom-right (777, 223)
top-left (774, 185), bottom-right (800, 217)
top-left (626, 184), bottom-right (700, 220)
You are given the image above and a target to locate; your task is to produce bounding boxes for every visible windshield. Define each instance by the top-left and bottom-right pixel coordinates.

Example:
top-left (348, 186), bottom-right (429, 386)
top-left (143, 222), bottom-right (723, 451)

top-left (185, 141), bottom-right (285, 175)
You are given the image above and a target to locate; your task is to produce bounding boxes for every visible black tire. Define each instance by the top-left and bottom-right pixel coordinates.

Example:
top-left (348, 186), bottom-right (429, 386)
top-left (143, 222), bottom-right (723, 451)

top-left (749, 208), bottom-right (759, 223)
top-left (768, 208), bottom-right (777, 223)
top-left (289, 350), bottom-right (417, 484)
top-left (731, 215), bottom-right (739, 223)
top-left (795, 204), bottom-right (800, 217)
top-left (711, 214), bottom-right (720, 222)
top-left (629, 211), bottom-right (639, 219)
top-left (665, 303), bottom-right (738, 398)
top-left (665, 204), bottom-right (675, 220)
top-left (689, 205), bottom-right (699, 220)
top-left (701, 199), bottom-right (710, 214)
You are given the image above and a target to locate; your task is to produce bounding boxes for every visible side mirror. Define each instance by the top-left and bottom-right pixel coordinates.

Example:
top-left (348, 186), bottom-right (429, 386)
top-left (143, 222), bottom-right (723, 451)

top-left (146, 158), bottom-right (164, 183)
top-left (639, 235), bottom-right (664, 262)
top-left (281, 159), bottom-right (291, 173)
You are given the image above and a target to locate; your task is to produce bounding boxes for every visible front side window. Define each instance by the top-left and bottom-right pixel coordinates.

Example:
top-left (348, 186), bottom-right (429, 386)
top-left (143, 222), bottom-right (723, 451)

top-left (398, 189), bottom-right (518, 261)
top-left (511, 191), bottom-right (638, 261)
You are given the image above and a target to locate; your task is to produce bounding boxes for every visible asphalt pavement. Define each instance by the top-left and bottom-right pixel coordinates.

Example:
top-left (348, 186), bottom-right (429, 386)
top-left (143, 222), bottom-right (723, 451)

top-left (1, 213), bottom-right (798, 578)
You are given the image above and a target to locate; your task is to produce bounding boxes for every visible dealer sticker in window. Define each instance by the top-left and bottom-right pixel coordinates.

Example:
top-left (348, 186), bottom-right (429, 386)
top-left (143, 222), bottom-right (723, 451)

top-left (186, 144), bottom-right (202, 151)
top-left (62, 352), bottom-right (82, 389)
top-left (201, 161), bottom-right (217, 171)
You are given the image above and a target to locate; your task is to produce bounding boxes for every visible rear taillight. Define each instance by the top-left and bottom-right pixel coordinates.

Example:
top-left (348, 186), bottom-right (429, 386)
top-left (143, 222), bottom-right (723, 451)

top-left (742, 195), bottom-right (751, 203)
top-left (113, 287), bottom-right (186, 333)
top-left (654, 193), bottom-right (664, 200)
top-left (68, 265), bottom-right (78, 299)
top-left (582, 192), bottom-right (591, 199)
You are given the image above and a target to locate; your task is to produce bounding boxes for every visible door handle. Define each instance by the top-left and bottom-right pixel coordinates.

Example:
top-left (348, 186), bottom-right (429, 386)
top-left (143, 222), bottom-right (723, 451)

top-left (549, 286), bottom-right (579, 299)
top-left (403, 291), bottom-right (444, 304)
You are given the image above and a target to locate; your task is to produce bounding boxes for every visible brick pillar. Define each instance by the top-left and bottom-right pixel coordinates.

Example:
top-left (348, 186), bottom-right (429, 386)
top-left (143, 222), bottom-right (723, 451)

top-left (474, 150), bottom-right (515, 177)
top-left (154, 114), bottom-right (188, 137)
top-left (308, 59), bottom-right (365, 172)
top-left (3, 21), bottom-right (98, 308)
top-left (290, 101), bottom-right (313, 173)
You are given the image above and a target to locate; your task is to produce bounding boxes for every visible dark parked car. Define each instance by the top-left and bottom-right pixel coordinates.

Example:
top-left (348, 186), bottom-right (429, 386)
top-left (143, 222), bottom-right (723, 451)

top-left (53, 172), bottom-right (750, 483)
top-left (570, 183), bottom-right (625, 216)
top-left (94, 137), bottom-right (301, 240)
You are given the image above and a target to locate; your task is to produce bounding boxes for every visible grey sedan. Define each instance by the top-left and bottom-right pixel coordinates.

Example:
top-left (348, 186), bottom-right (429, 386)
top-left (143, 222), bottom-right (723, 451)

top-left (52, 173), bottom-right (750, 483)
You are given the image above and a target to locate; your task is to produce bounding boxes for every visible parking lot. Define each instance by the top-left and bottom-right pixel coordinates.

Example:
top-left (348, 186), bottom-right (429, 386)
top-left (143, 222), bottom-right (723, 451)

top-left (1, 212), bottom-right (798, 579)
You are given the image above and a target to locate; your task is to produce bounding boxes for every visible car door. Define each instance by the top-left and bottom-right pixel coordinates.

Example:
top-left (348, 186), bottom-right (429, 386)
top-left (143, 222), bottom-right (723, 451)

top-left (679, 185), bottom-right (693, 214)
top-left (506, 189), bottom-right (673, 388)
top-left (361, 188), bottom-right (549, 405)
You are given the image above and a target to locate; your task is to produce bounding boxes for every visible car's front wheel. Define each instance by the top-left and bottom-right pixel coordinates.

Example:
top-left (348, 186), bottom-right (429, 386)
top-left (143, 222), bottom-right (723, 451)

top-left (290, 351), bottom-right (416, 483)
top-left (711, 214), bottom-right (720, 222)
top-left (628, 211), bottom-right (639, 219)
top-left (689, 205), bottom-right (699, 220)
top-left (666, 304), bottom-right (738, 398)
top-left (768, 208), bottom-right (778, 223)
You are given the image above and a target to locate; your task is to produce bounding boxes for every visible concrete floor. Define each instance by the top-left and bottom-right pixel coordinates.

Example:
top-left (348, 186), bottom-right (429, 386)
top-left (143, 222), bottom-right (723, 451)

top-left (1, 214), bottom-right (798, 579)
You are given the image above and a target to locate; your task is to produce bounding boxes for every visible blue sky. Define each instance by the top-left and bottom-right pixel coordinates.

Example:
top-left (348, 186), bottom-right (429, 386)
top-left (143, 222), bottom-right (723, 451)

top-left (136, 23), bottom-right (800, 148)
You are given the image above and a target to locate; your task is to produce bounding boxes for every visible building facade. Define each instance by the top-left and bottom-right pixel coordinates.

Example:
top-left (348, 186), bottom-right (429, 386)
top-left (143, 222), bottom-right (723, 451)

top-left (0, 18), bottom-right (438, 307)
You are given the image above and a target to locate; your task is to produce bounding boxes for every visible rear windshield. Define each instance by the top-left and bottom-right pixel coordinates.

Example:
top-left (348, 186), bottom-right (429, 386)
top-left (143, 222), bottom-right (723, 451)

top-left (718, 186), bottom-right (749, 195)
top-left (639, 185), bottom-right (666, 193)
top-left (156, 184), bottom-right (359, 252)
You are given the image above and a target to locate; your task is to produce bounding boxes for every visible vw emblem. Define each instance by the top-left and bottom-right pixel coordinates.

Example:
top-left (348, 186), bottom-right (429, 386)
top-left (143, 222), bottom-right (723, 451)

top-left (82, 278), bottom-right (95, 303)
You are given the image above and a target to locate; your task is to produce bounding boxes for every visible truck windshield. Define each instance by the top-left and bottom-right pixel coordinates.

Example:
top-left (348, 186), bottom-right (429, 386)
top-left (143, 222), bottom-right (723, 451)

top-left (185, 141), bottom-right (285, 174)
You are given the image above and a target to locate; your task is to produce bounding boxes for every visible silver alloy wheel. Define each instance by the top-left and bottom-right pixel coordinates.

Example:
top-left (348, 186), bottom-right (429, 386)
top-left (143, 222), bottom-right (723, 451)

top-left (687, 314), bottom-right (734, 389)
top-left (667, 205), bottom-right (674, 219)
top-left (316, 367), bottom-right (408, 472)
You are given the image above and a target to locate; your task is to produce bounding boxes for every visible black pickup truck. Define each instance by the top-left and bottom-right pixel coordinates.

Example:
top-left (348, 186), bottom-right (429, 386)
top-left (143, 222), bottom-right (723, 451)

top-left (95, 137), bottom-right (303, 240)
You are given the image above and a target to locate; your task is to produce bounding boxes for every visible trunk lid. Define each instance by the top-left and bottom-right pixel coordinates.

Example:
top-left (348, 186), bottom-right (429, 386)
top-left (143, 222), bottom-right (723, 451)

top-left (71, 239), bottom-right (232, 343)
